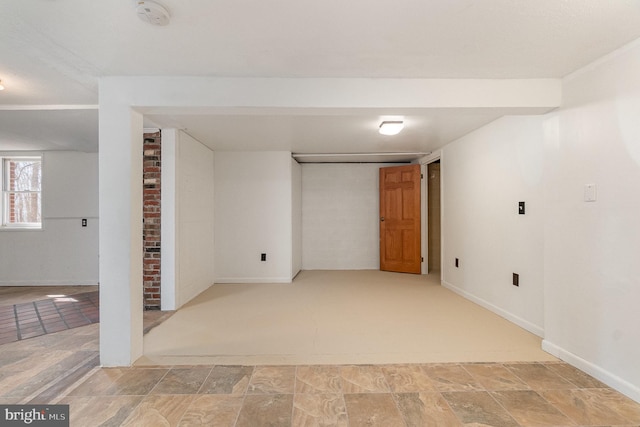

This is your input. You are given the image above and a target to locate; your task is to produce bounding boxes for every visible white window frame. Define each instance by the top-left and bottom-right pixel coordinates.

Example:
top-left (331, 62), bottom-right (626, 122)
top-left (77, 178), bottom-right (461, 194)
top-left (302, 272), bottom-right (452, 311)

top-left (1, 155), bottom-right (43, 230)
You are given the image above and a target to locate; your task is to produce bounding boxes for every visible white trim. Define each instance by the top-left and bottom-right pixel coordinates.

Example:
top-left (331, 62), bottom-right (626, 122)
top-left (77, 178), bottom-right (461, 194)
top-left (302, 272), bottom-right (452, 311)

top-left (160, 129), bottom-right (177, 310)
top-left (439, 151), bottom-right (444, 275)
top-left (0, 280), bottom-right (98, 286)
top-left (442, 279), bottom-right (544, 337)
top-left (542, 340), bottom-right (640, 403)
top-left (418, 150), bottom-right (442, 165)
top-left (214, 277), bottom-right (293, 284)
top-left (0, 105), bottom-right (98, 111)
top-left (420, 163), bottom-right (427, 274)
top-left (0, 155), bottom-right (43, 230)
top-left (419, 150), bottom-right (443, 275)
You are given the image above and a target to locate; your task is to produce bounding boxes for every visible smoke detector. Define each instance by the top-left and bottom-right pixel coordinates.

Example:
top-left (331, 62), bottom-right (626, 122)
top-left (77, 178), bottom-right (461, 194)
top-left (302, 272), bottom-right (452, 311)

top-left (136, 1), bottom-right (170, 26)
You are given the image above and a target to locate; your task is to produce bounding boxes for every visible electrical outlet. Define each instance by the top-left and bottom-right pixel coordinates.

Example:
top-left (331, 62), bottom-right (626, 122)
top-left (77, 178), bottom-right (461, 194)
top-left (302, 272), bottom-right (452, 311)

top-left (513, 273), bottom-right (519, 287)
top-left (584, 184), bottom-right (597, 202)
top-left (518, 201), bottom-right (525, 215)
top-left (82, 218), bottom-right (87, 227)
top-left (261, 253), bottom-right (267, 262)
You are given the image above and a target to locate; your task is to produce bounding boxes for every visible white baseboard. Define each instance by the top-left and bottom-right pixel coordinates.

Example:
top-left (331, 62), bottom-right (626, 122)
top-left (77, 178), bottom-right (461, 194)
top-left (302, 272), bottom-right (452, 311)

top-left (214, 277), bottom-right (292, 284)
top-left (441, 280), bottom-right (544, 337)
top-left (0, 280), bottom-right (98, 286)
top-left (542, 339), bottom-right (640, 403)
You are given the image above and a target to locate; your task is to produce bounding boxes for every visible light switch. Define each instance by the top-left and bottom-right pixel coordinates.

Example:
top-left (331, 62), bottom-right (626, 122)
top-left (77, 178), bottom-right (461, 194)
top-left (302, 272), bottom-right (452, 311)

top-left (584, 184), bottom-right (597, 202)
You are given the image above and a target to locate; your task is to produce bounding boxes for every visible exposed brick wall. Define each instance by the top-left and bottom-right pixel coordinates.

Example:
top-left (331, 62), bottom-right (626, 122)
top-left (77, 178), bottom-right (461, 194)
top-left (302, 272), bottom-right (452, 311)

top-left (143, 132), bottom-right (161, 309)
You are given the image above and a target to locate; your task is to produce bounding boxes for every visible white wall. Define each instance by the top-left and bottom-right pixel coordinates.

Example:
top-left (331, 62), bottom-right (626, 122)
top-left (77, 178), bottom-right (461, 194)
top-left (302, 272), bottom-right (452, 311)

top-left (291, 158), bottom-right (302, 278)
top-left (441, 116), bottom-right (546, 336)
top-left (162, 130), bottom-right (215, 309)
top-left (214, 151), bottom-right (294, 283)
top-left (97, 76), bottom-right (561, 366)
top-left (542, 41), bottom-right (640, 401)
top-left (0, 151), bottom-right (99, 285)
top-left (302, 163), bottom-right (391, 270)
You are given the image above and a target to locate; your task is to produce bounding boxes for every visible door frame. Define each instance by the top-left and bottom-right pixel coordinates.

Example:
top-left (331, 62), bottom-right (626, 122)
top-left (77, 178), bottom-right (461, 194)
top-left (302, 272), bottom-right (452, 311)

top-left (419, 150), bottom-right (444, 275)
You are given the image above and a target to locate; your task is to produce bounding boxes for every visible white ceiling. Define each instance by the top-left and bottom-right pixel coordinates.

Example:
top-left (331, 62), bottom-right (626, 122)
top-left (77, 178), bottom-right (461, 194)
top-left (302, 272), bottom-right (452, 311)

top-left (145, 107), bottom-right (548, 160)
top-left (2, 0), bottom-right (640, 158)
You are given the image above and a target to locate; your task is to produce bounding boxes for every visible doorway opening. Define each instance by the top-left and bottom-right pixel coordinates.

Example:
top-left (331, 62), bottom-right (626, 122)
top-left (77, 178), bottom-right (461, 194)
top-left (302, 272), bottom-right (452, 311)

top-left (427, 160), bottom-right (441, 274)
top-left (379, 164), bottom-right (422, 274)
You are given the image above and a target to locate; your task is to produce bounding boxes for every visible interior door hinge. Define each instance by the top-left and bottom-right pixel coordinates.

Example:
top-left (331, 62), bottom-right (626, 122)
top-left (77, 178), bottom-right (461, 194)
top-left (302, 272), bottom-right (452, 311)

top-left (421, 173), bottom-right (424, 179)
top-left (421, 257), bottom-right (424, 262)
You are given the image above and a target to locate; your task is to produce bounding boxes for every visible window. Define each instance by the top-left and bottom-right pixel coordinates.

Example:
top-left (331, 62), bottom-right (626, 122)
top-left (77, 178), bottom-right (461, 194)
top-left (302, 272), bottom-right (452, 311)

top-left (1, 156), bottom-right (42, 229)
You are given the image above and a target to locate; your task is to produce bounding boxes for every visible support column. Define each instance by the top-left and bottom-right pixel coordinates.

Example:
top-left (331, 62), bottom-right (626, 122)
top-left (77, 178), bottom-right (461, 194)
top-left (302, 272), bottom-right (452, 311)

top-left (98, 98), bottom-right (144, 366)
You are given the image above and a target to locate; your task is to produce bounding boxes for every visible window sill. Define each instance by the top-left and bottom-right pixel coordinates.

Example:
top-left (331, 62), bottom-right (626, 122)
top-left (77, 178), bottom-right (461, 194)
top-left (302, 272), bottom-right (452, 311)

top-left (0, 226), bottom-right (43, 232)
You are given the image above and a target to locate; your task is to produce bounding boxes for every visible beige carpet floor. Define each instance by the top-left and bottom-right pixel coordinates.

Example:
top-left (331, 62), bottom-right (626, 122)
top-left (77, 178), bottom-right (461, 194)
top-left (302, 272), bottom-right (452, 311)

top-left (140, 270), bottom-right (556, 366)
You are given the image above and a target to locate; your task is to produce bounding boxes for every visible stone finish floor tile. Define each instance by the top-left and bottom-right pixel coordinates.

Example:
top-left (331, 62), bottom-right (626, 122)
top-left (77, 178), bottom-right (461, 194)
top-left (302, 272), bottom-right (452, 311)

top-left (0, 396), bottom-right (24, 404)
top-left (0, 350), bottom-right (30, 369)
top-left (235, 394), bottom-right (293, 427)
top-left (505, 363), bottom-right (575, 390)
top-left (121, 394), bottom-right (194, 426)
top-left (544, 362), bottom-right (607, 388)
top-left (442, 391), bottom-right (520, 427)
top-left (462, 363), bottom-right (530, 391)
top-left (66, 367), bottom-right (128, 396)
top-left (490, 390), bottom-right (576, 426)
top-left (394, 392), bottom-right (462, 427)
top-left (3, 368), bottom-right (70, 397)
top-left (422, 364), bottom-right (484, 392)
top-left (382, 364), bottom-right (437, 393)
top-left (0, 349), bottom-right (71, 376)
top-left (292, 393), bottom-right (348, 427)
top-left (150, 367), bottom-right (211, 395)
top-left (199, 365), bottom-right (253, 395)
top-left (28, 353), bottom-right (100, 404)
top-left (248, 365), bottom-right (296, 394)
top-left (0, 285), bottom-right (98, 306)
top-left (103, 368), bottom-right (168, 395)
top-left (541, 388), bottom-right (640, 425)
top-left (343, 393), bottom-right (405, 427)
top-left (179, 395), bottom-right (244, 427)
top-left (2, 292), bottom-right (100, 345)
top-left (0, 351), bottom-right (78, 397)
top-left (60, 395), bottom-right (144, 427)
top-left (340, 365), bottom-right (390, 393)
top-left (4, 288), bottom-right (640, 427)
top-left (296, 365), bottom-right (343, 393)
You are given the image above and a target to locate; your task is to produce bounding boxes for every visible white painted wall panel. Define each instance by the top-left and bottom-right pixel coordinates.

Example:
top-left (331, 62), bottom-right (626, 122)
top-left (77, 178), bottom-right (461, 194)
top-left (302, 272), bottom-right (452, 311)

top-left (214, 151), bottom-right (293, 283)
top-left (291, 159), bottom-right (302, 278)
top-left (543, 41), bottom-right (640, 401)
top-left (302, 163), bottom-right (392, 270)
top-left (441, 116), bottom-right (545, 336)
top-left (0, 151), bottom-right (99, 285)
top-left (175, 131), bottom-right (215, 306)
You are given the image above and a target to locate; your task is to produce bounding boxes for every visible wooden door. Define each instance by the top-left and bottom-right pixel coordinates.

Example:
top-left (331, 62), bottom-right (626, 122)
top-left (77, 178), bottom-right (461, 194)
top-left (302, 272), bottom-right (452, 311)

top-left (379, 164), bottom-right (422, 274)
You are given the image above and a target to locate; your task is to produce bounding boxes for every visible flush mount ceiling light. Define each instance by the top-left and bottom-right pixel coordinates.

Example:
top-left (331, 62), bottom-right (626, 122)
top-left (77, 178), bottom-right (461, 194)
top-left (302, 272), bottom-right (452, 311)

top-left (136, 0), bottom-right (170, 26)
top-left (379, 121), bottom-right (404, 136)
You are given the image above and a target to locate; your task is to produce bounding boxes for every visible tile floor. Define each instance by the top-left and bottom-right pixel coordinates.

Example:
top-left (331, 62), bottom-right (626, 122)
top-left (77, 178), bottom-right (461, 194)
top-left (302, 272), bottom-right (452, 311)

top-left (0, 291), bottom-right (99, 344)
top-left (1, 324), bottom-right (640, 426)
top-left (2, 286), bottom-right (640, 426)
